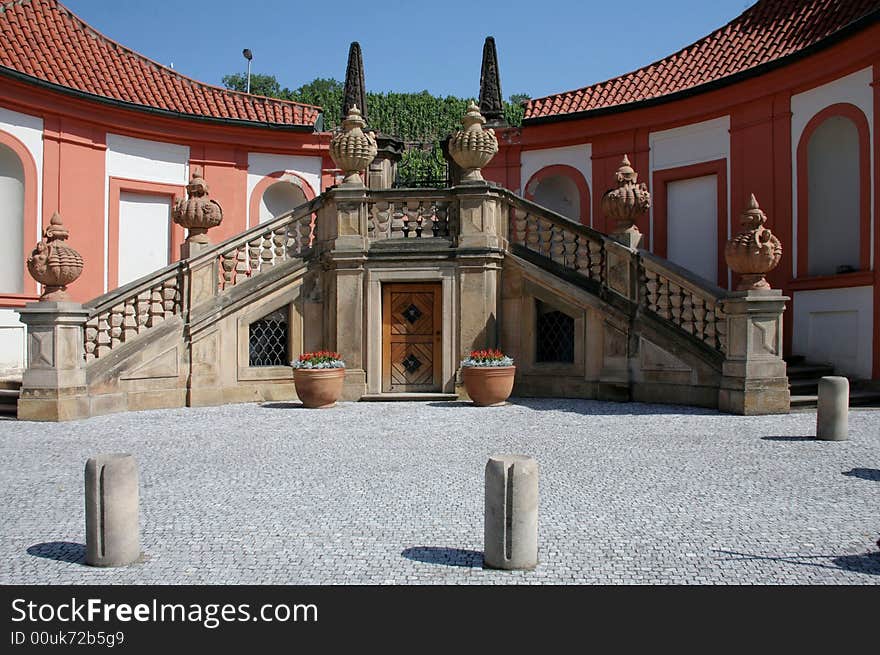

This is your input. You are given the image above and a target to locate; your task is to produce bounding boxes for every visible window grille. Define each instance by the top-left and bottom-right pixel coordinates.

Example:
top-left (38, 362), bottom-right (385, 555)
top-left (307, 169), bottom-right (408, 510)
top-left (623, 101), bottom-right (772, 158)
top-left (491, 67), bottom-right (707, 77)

top-left (535, 302), bottom-right (574, 363)
top-left (248, 307), bottom-right (289, 367)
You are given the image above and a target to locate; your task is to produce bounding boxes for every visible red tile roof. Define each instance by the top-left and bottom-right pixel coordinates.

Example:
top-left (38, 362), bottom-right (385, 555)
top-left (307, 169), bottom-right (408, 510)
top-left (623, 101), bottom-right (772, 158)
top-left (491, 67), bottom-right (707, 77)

top-left (0, 0), bottom-right (321, 128)
top-left (524, 0), bottom-right (880, 122)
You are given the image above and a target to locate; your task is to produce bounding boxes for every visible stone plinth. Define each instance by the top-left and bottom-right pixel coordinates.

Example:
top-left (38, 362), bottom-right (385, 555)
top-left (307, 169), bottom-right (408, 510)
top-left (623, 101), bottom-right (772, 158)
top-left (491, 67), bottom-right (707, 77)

top-left (484, 454), bottom-right (538, 570)
top-left (85, 454), bottom-right (140, 567)
top-left (717, 290), bottom-right (790, 415)
top-left (17, 301), bottom-right (90, 421)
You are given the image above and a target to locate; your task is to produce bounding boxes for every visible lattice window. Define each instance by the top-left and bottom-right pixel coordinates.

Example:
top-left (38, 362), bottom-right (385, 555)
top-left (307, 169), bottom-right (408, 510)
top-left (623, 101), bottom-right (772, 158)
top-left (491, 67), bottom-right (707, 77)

top-left (535, 301), bottom-right (574, 363)
top-left (248, 307), bottom-right (289, 367)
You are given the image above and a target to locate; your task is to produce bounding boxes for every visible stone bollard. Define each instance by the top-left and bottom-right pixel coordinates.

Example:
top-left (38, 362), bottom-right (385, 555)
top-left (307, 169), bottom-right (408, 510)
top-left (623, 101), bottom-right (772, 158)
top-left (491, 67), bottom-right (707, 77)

top-left (484, 454), bottom-right (538, 570)
top-left (817, 376), bottom-right (849, 441)
top-left (84, 454), bottom-right (140, 567)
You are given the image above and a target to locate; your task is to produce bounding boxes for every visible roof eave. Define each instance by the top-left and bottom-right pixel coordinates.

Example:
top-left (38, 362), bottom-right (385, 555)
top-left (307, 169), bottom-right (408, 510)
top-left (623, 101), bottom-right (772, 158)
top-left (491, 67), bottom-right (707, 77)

top-left (522, 8), bottom-right (880, 127)
top-left (0, 67), bottom-right (318, 132)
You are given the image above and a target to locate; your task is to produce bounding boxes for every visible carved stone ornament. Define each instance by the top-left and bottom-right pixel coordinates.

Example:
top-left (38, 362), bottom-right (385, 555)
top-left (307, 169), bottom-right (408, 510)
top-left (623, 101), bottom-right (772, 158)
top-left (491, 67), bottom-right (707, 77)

top-left (172, 171), bottom-right (224, 244)
top-left (329, 105), bottom-right (377, 187)
top-left (600, 155), bottom-right (650, 249)
top-left (724, 194), bottom-right (782, 291)
top-left (26, 212), bottom-right (84, 302)
top-left (448, 101), bottom-right (499, 183)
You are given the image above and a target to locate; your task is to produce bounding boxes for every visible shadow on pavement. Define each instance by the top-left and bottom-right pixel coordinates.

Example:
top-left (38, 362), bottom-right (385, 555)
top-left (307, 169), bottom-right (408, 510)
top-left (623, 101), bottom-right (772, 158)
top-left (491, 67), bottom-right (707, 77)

top-left (761, 436), bottom-right (814, 441)
top-left (401, 546), bottom-right (484, 568)
top-left (842, 468), bottom-right (880, 481)
top-left (27, 541), bottom-right (86, 565)
top-left (715, 548), bottom-right (880, 576)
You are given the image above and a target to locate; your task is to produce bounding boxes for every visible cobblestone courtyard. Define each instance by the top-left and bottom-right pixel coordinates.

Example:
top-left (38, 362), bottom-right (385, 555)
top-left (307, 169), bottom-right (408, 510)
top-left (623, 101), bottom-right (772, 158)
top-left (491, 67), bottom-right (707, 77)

top-left (1, 399), bottom-right (878, 584)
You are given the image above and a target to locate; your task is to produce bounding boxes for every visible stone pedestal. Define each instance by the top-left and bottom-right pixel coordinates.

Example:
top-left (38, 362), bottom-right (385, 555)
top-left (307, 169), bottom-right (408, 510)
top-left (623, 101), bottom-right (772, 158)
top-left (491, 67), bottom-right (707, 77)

top-left (17, 302), bottom-right (90, 421)
top-left (180, 239), bottom-right (212, 260)
top-left (455, 184), bottom-right (506, 251)
top-left (817, 376), bottom-right (849, 441)
top-left (85, 454), bottom-right (140, 567)
top-left (484, 454), bottom-right (538, 570)
top-left (717, 290), bottom-right (790, 415)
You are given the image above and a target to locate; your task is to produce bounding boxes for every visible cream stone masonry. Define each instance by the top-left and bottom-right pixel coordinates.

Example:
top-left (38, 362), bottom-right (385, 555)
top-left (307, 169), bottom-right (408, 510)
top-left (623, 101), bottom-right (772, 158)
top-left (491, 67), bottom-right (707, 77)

top-left (17, 179), bottom-right (789, 419)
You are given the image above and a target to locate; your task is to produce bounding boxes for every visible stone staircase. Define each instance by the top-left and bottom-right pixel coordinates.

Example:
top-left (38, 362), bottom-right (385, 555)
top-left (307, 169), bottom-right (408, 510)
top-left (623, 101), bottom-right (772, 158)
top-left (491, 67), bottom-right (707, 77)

top-left (0, 377), bottom-right (21, 416)
top-left (787, 355), bottom-right (880, 408)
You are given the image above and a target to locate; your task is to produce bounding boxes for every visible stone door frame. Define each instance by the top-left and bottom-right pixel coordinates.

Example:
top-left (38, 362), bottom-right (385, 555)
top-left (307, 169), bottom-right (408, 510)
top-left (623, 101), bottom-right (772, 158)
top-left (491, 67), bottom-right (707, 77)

top-left (365, 265), bottom-right (458, 395)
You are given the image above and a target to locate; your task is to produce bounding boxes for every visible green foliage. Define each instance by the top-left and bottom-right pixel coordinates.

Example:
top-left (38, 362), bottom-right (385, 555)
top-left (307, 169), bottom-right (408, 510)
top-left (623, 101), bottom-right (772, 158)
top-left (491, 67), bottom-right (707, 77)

top-left (221, 74), bottom-right (527, 183)
top-left (221, 73), bottom-right (282, 98)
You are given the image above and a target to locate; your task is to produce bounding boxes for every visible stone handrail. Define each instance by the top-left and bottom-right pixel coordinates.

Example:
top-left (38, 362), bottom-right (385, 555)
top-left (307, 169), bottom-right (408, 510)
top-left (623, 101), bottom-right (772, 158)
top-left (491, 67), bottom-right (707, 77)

top-left (365, 189), bottom-right (454, 240)
top-left (640, 252), bottom-right (728, 354)
top-left (189, 196), bottom-right (322, 291)
top-left (82, 197), bottom-right (322, 362)
top-left (502, 192), bottom-right (606, 284)
top-left (499, 189), bottom-right (729, 355)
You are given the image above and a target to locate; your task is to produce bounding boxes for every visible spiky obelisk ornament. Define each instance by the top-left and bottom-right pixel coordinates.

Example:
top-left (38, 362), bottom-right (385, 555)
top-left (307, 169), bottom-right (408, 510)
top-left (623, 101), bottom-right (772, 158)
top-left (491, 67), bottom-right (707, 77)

top-left (341, 42), bottom-right (367, 124)
top-left (478, 36), bottom-right (507, 129)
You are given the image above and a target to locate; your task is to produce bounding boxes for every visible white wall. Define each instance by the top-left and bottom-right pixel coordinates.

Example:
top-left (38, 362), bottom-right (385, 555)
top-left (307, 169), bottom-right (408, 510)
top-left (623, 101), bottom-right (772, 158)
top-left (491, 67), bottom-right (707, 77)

top-left (106, 134), bottom-right (189, 292)
top-left (0, 106), bottom-right (43, 244)
top-left (0, 144), bottom-right (24, 294)
top-left (0, 106), bottom-right (44, 373)
top-left (117, 193), bottom-right (172, 286)
top-left (792, 286), bottom-right (873, 379)
top-left (247, 153), bottom-right (321, 227)
top-left (791, 67), bottom-right (874, 278)
top-left (259, 180), bottom-right (308, 223)
top-left (0, 309), bottom-right (26, 372)
top-left (530, 174), bottom-right (581, 222)
top-left (806, 116), bottom-right (861, 276)
top-left (520, 144), bottom-right (592, 223)
top-left (666, 175), bottom-right (718, 283)
top-left (649, 116), bottom-right (731, 281)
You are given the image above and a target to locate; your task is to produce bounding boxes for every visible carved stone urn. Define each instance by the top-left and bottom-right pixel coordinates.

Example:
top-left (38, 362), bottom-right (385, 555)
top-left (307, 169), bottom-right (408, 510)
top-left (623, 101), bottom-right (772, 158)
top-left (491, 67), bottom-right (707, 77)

top-left (600, 155), bottom-right (650, 249)
top-left (26, 212), bottom-right (84, 302)
top-left (448, 101), bottom-right (499, 183)
top-left (329, 105), bottom-right (377, 187)
top-left (172, 171), bottom-right (223, 245)
top-left (725, 194), bottom-right (782, 291)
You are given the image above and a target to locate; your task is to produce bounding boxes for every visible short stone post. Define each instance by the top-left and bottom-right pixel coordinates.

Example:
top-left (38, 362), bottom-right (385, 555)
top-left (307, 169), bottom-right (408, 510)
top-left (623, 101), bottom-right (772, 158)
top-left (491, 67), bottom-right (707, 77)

top-left (484, 454), bottom-right (538, 570)
top-left (817, 376), bottom-right (849, 441)
top-left (85, 454), bottom-right (140, 567)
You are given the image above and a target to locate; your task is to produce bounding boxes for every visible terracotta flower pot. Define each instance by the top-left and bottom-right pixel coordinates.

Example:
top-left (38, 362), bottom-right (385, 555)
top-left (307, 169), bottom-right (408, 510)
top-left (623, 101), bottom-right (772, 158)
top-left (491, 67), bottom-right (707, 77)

top-left (293, 368), bottom-right (345, 408)
top-left (462, 366), bottom-right (515, 407)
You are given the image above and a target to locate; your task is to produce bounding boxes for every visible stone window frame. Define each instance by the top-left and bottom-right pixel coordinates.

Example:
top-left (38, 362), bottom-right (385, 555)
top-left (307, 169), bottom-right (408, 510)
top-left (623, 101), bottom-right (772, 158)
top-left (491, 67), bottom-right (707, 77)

top-left (236, 286), bottom-right (301, 382)
top-left (519, 280), bottom-right (585, 378)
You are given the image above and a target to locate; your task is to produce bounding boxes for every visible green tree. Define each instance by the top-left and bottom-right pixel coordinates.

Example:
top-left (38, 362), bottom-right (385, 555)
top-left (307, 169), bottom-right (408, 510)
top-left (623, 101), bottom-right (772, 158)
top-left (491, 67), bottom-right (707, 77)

top-left (221, 72), bottom-right (527, 183)
top-left (221, 72), bottom-right (285, 98)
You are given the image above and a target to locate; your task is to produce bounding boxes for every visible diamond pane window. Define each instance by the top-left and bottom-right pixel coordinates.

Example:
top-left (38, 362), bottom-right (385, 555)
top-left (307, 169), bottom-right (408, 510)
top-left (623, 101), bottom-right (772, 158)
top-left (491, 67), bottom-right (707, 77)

top-left (536, 301), bottom-right (574, 363)
top-left (249, 307), bottom-right (289, 367)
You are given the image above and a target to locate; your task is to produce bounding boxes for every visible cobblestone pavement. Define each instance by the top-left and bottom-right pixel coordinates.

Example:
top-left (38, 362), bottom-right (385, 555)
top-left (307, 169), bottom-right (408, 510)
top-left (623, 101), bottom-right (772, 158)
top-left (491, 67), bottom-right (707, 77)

top-left (1, 399), bottom-right (878, 585)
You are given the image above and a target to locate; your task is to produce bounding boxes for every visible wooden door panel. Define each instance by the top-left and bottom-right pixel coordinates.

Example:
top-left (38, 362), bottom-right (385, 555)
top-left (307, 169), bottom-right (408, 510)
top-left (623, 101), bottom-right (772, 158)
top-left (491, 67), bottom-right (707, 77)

top-left (383, 283), bottom-right (442, 392)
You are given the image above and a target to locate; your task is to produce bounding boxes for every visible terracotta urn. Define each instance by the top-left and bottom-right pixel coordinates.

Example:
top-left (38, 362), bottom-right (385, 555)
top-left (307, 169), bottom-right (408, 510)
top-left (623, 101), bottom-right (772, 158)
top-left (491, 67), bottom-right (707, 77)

top-left (329, 105), bottom-right (377, 186)
top-left (724, 194), bottom-right (782, 291)
top-left (172, 171), bottom-right (223, 244)
top-left (26, 212), bottom-right (84, 302)
top-left (448, 101), bottom-right (499, 183)
top-left (600, 154), bottom-right (650, 249)
top-left (462, 366), bottom-right (516, 407)
top-left (294, 368), bottom-right (346, 408)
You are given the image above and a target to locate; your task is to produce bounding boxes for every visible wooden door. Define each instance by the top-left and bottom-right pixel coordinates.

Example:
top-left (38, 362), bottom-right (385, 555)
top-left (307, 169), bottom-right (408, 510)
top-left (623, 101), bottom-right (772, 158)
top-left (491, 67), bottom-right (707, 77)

top-left (382, 283), bottom-right (442, 392)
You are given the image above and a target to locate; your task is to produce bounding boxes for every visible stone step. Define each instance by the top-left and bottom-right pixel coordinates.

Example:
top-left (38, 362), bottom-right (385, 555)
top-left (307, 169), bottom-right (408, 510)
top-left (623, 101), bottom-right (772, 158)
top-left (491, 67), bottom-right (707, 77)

top-left (786, 364), bottom-right (835, 381)
top-left (0, 378), bottom-right (21, 391)
top-left (790, 390), bottom-right (880, 409)
top-left (360, 393), bottom-right (459, 402)
top-left (0, 388), bottom-right (19, 415)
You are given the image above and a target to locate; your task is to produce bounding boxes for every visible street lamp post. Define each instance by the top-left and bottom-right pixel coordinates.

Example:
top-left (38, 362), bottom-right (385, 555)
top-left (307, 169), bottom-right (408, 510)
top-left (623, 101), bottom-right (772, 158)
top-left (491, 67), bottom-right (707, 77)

top-left (242, 48), bottom-right (253, 93)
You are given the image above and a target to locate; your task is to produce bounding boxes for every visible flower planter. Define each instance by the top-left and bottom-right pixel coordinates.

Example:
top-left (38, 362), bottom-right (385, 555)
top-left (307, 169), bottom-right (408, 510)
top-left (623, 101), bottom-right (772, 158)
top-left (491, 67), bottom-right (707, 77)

top-left (462, 366), bottom-right (516, 407)
top-left (293, 368), bottom-right (346, 409)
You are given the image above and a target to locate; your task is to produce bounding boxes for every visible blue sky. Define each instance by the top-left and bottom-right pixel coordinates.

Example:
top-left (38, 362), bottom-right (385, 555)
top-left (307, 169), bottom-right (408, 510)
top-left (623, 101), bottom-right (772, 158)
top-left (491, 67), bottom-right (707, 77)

top-left (63, 0), bottom-right (754, 100)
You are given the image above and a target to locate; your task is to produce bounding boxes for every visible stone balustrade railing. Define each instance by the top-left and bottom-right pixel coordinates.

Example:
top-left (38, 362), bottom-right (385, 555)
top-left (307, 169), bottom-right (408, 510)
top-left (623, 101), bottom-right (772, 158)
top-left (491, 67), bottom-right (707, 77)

top-left (366, 190), bottom-right (454, 240)
top-left (81, 197), bottom-right (322, 362)
top-left (640, 253), bottom-right (728, 354)
top-left (499, 191), bottom-right (729, 356)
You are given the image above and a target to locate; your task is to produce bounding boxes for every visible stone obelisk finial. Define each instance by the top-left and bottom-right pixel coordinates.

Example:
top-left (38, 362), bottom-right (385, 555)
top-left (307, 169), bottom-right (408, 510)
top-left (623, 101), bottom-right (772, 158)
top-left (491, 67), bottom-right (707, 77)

top-left (341, 41), bottom-right (367, 124)
top-left (478, 36), bottom-right (507, 128)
